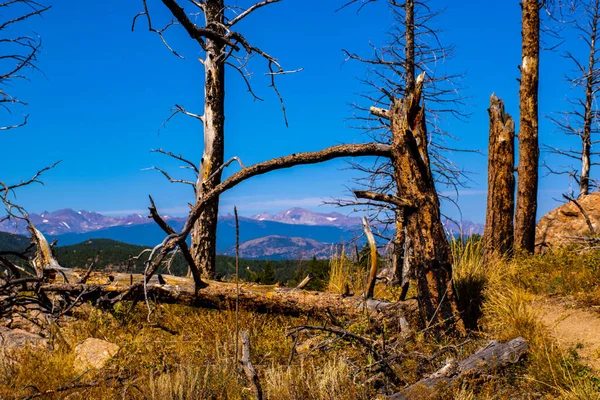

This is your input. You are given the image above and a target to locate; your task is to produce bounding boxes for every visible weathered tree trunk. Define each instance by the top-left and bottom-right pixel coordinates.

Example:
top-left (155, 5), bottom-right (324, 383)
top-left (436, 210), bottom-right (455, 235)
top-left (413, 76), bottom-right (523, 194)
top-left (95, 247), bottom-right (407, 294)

top-left (484, 94), bottom-right (515, 260)
top-left (42, 269), bottom-right (419, 326)
top-left (390, 337), bottom-right (528, 399)
top-left (404, 0), bottom-right (415, 94)
top-left (580, 1), bottom-right (598, 197)
top-left (392, 0), bottom-right (414, 287)
top-left (515, 0), bottom-right (540, 254)
top-left (387, 74), bottom-right (465, 335)
top-left (191, 0), bottom-right (226, 278)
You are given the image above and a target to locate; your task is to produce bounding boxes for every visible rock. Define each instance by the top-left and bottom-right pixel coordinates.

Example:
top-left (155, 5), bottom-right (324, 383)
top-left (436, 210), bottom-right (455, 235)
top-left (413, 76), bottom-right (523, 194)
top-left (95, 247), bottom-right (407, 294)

top-left (73, 338), bottom-right (119, 373)
top-left (0, 327), bottom-right (48, 367)
top-left (536, 192), bottom-right (600, 252)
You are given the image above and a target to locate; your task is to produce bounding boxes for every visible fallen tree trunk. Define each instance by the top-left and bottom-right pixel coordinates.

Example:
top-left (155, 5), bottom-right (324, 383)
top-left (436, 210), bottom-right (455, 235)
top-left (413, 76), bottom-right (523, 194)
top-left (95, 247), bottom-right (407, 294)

top-left (41, 269), bottom-right (418, 325)
top-left (389, 337), bottom-right (528, 399)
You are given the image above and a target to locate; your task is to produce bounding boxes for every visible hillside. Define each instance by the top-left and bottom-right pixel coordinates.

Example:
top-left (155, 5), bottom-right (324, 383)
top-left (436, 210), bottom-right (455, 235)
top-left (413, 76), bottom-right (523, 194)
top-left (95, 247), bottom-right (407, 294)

top-left (0, 234), bottom-right (322, 285)
top-left (0, 231), bottom-right (30, 252)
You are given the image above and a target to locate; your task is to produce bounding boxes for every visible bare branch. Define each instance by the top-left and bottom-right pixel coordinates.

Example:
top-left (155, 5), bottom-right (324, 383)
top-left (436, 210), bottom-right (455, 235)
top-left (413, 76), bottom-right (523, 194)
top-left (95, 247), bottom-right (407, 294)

top-left (227, 0), bottom-right (281, 27)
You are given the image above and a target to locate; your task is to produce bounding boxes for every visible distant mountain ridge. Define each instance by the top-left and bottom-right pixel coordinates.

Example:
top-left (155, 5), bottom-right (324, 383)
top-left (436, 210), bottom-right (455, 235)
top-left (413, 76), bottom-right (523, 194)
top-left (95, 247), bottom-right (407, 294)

top-left (0, 207), bottom-right (483, 260)
top-left (0, 209), bottom-right (157, 235)
top-left (250, 207), bottom-right (362, 228)
top-left (223, 235), bottom-right (333, 260)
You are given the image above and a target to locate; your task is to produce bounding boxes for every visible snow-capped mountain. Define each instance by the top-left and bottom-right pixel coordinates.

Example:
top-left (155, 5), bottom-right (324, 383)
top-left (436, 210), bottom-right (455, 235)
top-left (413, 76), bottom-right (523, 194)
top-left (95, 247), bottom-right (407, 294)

top-left (250, 207), bottom-right (362, 228)
top-left (0, 209), bottom-right (155, 235)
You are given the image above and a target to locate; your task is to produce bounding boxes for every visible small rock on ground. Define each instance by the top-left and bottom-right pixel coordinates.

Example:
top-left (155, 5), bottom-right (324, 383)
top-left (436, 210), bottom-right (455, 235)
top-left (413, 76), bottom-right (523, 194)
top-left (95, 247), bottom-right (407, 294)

top-left (73, 338), bottom-right (119, 374)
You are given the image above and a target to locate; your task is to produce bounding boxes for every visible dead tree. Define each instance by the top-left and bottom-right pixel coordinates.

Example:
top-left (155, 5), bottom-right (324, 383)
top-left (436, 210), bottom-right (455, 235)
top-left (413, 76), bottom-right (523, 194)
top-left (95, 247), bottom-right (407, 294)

top-left (363, 73), bottom-right (465, 335)
top-left (515, 0), bottom-right (541, 254)
top-left (483, 95), bottom-right (515, 260)
top-left (546, 0), bottom-right (600, 197)
top-left (338, 0), bottom-right (468, 287)
top-left (117, 80), bottom-right (463, 333)
top-left (135, 0), bottom-right (296, 279)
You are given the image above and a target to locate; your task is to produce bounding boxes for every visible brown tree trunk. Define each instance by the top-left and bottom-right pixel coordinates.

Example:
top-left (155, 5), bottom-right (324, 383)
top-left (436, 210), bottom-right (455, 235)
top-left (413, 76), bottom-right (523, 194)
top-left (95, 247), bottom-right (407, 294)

top-left (391, 0), bottom-right (415, 287)
top-left (191, 0), bottom-right (226, 278)
top-left (404, 0), bottom-right (415, 94)
top-left (484, 94), bottom-right (515, 260)
top-left (515, 0), bottom-right (540, 254)
top-left (580, 0), bottom-right (598, 197)
top-left (388, 74), bottom-right (465, 335)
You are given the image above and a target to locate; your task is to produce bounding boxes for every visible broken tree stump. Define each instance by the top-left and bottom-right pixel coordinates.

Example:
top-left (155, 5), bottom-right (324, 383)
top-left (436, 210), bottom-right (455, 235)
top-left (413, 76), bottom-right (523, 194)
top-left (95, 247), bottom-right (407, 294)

top-left (389, 337), bottom-right (528, 399)
top-left (484, 94), bottom-right (515, 260)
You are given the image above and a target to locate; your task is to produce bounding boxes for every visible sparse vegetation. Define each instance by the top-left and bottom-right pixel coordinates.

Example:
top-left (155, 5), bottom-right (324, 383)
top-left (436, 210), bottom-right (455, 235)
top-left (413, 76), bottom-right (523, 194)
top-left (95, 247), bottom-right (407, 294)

top-left (3, 244), bottom-right (600, 399)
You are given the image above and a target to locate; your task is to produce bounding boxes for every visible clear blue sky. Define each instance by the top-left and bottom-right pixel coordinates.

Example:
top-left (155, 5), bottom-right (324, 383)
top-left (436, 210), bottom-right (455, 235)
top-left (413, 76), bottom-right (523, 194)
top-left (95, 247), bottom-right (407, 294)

top-left (0, 0), bottom-right (589, 222)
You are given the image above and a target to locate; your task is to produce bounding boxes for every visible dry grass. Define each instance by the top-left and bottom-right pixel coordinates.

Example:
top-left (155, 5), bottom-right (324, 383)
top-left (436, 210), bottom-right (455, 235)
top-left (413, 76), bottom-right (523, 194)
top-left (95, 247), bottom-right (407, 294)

top-left (0, 304), bottom-right (381, 400)
top-left (450, 236), bottom-right (600, 398)
top-left (2, 241), bottom-right (600, 399)
top-left (327, 245), bottom-right (390, 300)
top-left (327, 245), bottom-right (367, 295)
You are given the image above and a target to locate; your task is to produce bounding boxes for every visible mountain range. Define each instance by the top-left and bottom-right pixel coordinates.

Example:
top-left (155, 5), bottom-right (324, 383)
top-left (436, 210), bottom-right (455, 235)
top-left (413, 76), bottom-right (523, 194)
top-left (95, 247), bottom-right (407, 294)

top-left (0, 207), bottom-right (483, 259)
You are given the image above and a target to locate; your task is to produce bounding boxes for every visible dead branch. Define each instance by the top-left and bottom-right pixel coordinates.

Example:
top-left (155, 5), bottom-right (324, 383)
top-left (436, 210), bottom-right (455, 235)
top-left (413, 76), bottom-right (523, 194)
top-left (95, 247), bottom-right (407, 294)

top-left (142, 166), bottom-right (196, 191)
top-left (353, 190), bottom-right (415, 208)
top-left (390, 337), bottom-right (528, 399)
top-left (563, 193), bottom-right (596, 234)
top-left (137, 143), bottom-right (391, 288)
top-left (362, 217), bottom-right (378, 299)
top-left (147, 195), bottom-right (205, 288)
top-left (239, 331), bottom-right (263, 400)
top-left (286, 324), bottom-right (403, 386)
top-left (295, 273), bottom-right (313, 290)
top-left (150, 148), bottom-right (199, 174)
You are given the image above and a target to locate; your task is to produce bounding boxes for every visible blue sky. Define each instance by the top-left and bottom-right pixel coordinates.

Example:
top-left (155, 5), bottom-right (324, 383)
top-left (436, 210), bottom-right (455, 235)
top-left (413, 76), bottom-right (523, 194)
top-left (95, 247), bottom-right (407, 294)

top-left (0, 0), bottom-right (591, 222)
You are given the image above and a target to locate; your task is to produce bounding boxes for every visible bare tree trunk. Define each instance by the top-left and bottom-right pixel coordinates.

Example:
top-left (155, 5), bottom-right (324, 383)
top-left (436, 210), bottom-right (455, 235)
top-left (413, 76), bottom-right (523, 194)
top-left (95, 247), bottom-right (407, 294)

top-left (404, 0), bottom-right (415, 94)
top-left (484, 94), bottom-right (515, 260)
top-left (392, 0), bottom-right (414, 286)
top-left (191, 0), bottom-right (226, 278)
top-left (515, 0), bottom-right (540, 254)
top-left (580, 0), bottom-right (598, 197)
top-left (388, 74), bottom-right (465, 335)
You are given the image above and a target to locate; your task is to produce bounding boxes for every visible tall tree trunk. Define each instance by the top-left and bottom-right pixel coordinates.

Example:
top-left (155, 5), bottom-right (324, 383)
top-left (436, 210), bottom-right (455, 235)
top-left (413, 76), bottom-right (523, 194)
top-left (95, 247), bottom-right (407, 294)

top-left (392, 0), bottom-right (415, 288)
top-left (484, 94), bottom-right (515, 260)
top-left (404, 0), bottom-right (415, 94)
top-left (515, 0), bottom-right (540, 254)
top-left (580, 0), bottom-right (598, 197)
top-left (389, 74), bottom-right (465, 335)
top-left (191, 0), bottom-right (226, 278)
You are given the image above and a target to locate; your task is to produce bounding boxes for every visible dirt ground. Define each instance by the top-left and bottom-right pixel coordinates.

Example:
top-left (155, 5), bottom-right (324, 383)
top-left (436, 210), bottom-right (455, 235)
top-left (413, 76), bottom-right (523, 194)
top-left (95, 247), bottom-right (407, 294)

top-left (537, 297), bottom-right (600, 372)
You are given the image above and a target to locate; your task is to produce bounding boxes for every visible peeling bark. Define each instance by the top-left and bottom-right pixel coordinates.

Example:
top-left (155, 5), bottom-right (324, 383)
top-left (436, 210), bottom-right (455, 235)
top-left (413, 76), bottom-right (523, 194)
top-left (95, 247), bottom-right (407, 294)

top-left (191, 0), bottom-right (226, 279)
top-left (387, 74), bottom-right (465, 335)
top-left (515, 0), bottom-right (540, 254)
top-left (484, 94), bottom-right (515, 260)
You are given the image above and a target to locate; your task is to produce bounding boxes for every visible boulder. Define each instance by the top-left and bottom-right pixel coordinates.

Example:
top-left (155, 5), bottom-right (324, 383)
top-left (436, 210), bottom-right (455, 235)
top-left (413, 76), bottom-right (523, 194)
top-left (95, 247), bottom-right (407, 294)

top-left (73, 338), bottom-right (119, 373)
top-left (535, 192), bottom-right (600, 252)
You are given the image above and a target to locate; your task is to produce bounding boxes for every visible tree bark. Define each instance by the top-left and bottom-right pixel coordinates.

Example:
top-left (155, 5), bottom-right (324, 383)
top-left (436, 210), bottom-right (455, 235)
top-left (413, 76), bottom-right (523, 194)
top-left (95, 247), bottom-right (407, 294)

top-left (387, 74), bottom-right (465, 335)
top-left (484, 94), bottom-right (515, 260)
top-left (580, 0), bottom-right (598, 197)
top-left (191, 0), bottom-right (226, 279)
top-left (391, 0), bottom-right (415, 287)
top-left (515, 0), bottom-right (540, 254)
top-left (42, 269), bottom-right (419, 325)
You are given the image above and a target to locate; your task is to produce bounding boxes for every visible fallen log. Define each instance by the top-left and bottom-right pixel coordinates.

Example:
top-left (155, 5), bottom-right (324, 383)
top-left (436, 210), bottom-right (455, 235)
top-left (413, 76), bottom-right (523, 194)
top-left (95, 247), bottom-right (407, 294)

top-left (389, 337), bottom-right (528, 399)
top-left (42, 269), bottom-right (418, 326)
